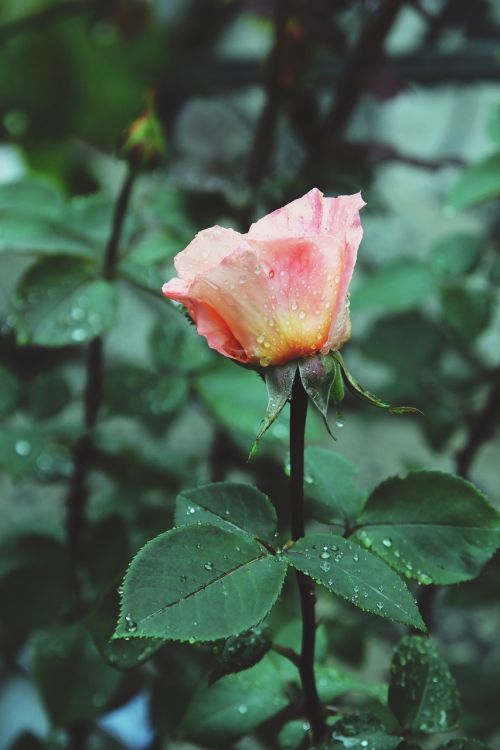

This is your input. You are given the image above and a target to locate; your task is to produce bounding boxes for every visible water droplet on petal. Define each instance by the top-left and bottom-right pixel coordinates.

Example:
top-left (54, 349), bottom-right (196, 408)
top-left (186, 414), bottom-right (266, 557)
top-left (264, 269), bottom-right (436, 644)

top-left (238, 704), bottom-right (248, 715)
top-left (204, 562), bottom-right (214, 572)
top-left (382, 537), bottom-right (392, 548)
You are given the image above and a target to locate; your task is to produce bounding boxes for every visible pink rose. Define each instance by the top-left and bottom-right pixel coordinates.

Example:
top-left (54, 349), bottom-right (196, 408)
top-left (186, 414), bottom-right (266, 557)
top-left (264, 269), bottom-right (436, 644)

top-left (162, 188), bottom-right (365, 367)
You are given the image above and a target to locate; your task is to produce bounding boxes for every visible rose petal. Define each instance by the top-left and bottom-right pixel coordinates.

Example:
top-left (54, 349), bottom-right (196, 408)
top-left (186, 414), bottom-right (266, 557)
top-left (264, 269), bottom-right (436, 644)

top-left (188, 236), bottom-right (344, 365)
top-left (162, 189), bottom-right (365, 366)
top-left (248, 188), bottom-right (324, 239)
top-left (162, 278), bottom-right (247, 362)
top-left (174, 226), bottom-right (253, 280)
top-left (322, 194), bottom-right (365, 349)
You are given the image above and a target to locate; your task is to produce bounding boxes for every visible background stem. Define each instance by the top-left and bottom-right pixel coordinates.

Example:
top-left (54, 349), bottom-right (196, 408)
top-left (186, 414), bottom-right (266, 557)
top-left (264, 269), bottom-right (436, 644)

top-left (290, 372), bottom-right (325, 742)
top-left (65, 169), bottom-right (136, 584)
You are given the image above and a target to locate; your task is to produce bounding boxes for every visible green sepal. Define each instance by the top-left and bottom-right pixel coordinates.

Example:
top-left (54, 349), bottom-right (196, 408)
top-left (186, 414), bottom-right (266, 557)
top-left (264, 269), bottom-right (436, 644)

top-left (250, 361), bottom-right (297, 458)
top-left (298, 353), bottom-right (339, 438)
top-left (333, 352), bottom-right (422, 416)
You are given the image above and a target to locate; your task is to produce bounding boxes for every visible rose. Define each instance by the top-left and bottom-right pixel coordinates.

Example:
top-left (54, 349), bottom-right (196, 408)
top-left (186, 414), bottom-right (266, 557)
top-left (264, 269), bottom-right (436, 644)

top-left (162, 188), bottom-right (365, 367)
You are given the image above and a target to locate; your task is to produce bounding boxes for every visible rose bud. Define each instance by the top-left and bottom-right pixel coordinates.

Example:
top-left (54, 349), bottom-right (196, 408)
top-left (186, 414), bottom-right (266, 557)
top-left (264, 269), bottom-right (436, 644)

top-left (162, 188), bottom-right (365, 367)
top-left (120, 98), bottom-right (166, 172)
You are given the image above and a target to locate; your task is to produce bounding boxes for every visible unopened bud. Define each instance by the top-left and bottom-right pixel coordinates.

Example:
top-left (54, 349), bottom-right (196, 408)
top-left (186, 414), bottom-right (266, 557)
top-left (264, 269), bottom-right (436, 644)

top-left (120, 100), bottom-right (167, 171)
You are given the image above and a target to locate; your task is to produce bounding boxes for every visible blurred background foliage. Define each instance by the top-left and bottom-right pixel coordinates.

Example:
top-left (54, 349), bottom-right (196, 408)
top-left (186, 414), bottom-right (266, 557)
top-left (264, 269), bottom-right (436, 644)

top-left (0, 0), bottom-right (499, 749)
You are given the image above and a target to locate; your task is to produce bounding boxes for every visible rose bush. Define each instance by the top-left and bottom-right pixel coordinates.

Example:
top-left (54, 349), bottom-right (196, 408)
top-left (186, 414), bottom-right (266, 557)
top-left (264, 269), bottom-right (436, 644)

top-left (162, 188), bottom-right (365, 366)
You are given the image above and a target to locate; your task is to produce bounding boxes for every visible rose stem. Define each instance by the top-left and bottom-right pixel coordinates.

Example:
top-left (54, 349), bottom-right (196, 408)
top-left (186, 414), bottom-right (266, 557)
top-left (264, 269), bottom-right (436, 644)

top-left (289, 371), bottom-right (325, 742)
top-left (65, 168), bottom-right (136, 589)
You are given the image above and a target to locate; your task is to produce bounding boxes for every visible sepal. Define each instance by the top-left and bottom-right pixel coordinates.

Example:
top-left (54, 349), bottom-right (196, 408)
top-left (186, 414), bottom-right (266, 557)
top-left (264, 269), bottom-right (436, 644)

top-left (299, 353), bottom-right (341, 438)
top-left (250, 361), bottom-right (297, 458)
top-left (333, 352), bottom-right (422, 416)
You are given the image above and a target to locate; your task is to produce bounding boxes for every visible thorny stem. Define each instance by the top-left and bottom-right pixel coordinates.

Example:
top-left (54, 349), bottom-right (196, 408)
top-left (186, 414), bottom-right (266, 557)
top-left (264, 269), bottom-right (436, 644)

top-left (290, 372), bottom-right (325, 742)
top-left (65, 169), bottom-right (136, 580)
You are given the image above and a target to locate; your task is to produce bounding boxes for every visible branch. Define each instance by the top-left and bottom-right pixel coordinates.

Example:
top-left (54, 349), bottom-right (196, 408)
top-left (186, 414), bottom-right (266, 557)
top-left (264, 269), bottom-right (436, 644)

top-left (354, 140), bottom-right (466, 171)
top-left (455, 371), bottom-right (500, 479)
top-left (321, 0), bottom-right (407, 137)
top-left (246, 0), bottom-right (289, 189)
top-left (65, 169), bottom-right (136, 583)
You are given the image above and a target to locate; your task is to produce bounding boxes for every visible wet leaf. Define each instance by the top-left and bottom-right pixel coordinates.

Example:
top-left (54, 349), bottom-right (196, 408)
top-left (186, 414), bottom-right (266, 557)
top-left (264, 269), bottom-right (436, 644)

top-left (12, 257), bottom-right (117, 347)
top-left (115, 525), bottom-right (287, 642)
top-left (353, 471), bottom-right (500, 585)
top-left (175, 482), bottom-right (277, 542)
top-left (388, 636), bottom-right (461, 733)
top-left (285, 534), bottom-right (425, 630)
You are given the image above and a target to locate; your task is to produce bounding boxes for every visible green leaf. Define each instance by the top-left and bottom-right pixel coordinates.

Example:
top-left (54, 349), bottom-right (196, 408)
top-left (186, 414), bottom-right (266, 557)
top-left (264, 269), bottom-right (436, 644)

top-left (353, 471), bottom-right (500, 585)
top-left (252, 361), bottom-right (297, 454)
top-left (436, 740), bottom-right (492, 750)
top-left (0, 535), bottom-right (72, 654)
top-left (0, 179), bottom-right (96, 259)
top-left (353, 260), bottom-right (434, 312)
top-left (487, 102), bottom-right (500, 146)
top-left (315, 665), bottom-right (388, 705)
top-left (25, 372), bottom-right (70, 420)
top-left (179, 654), bottom-right (289, 742)
top-left (334, 353), bottom-right (421, 416)
top-left (0, 426), bottom-right (46, 479)
top-left (12, 257), bottom-right (117, 346)
top-left (299, 353), bottom-right (338, 436)
top-left (175, 482), bottom-right (277, 542)
top-left (278, 720), bottom-right (310, 750)
top-left (195, 362), bottom-right (272, 440)
top-left (440, 283), bottom-right (492, 340)
top-left (430, 234), bottom-right (482, 279)
top-left (449, 152), bottom-right (500, 208)
top-left (388, 636), bottom-right (461, 733)
top-left (360, 312), bottom-right (440, 400)
top-left (115, 525), bottom-right (287, 642)
top-left (319, 734), bottom-right (401, 750)
top-left (0, 216), bottom-right (97, 258)
top-left (209, 623), bottom-right (272, 683)
top-left (317, 712), bottom-right (401, 750)
top-left (149, 315), bottom-right (215, 373)
top-left (304, 446), bottom-right (366, 526)
top-left (32, 624), bottom-right (123, 727)
top-left (0, 178), bottom-right (65, 222)
top-left (194, 361), bottom-right (323, 448)
top-left (104, 365), bottom-right (187, 421)
top-left (285, 534), bottom-right (425, 631)
top-left (0, 366), bottom-right (19, 418)
top-left (87, 586), bottom-right (164, 671)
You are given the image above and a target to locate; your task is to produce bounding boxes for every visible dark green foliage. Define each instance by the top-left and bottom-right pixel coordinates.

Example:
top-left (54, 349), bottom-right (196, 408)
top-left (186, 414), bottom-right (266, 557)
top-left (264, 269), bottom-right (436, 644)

top-left (115, 524), bottom-right (287, 641)
top-left (304, 446), bottom-right (366, 525)
top-left (31, 624), bottom-right (123, 726)
top-left (174, 482), bottom-right (277, 541)
top-left (285, 534), bottom-right (425, 630)
top-left (0, 2), bottom-right (499, 749)
top-left (388, 637), bottom-right (462, 734)
top-left (354, 471), bottom-right (500, 585)
top-left (208, 624), bottom-right (272, 683)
